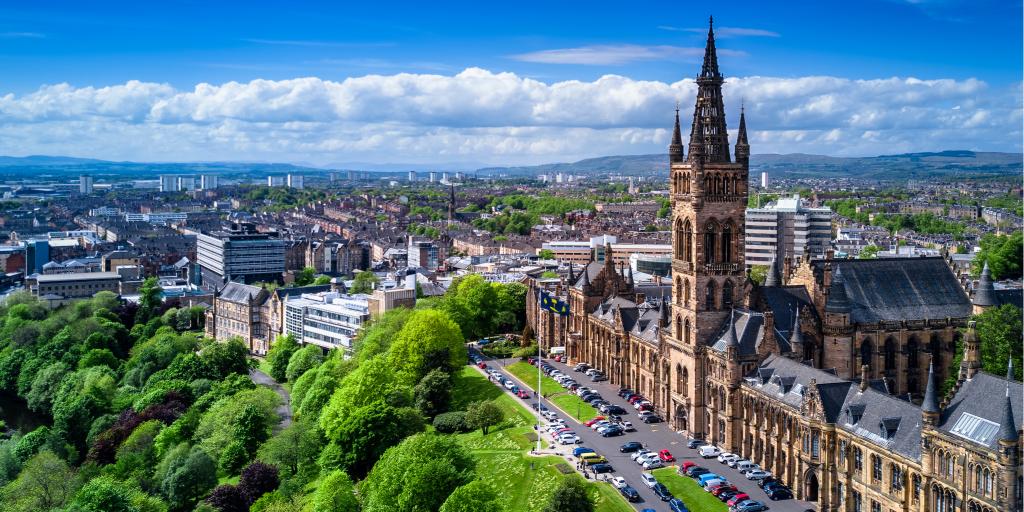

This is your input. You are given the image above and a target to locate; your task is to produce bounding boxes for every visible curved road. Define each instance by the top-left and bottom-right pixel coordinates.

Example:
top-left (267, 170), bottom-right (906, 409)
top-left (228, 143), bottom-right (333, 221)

top-left (249, 368), bottom-right (292, 431)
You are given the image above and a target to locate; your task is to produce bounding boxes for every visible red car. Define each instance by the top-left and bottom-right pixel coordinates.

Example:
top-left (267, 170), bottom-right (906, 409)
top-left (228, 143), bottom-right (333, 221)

top-left (527, 357), bottom-right (535, 365)
top-left (659, 449), bottom-right (675, 462)
top-left (711, 484), bottom-right (738, 497)
top-left (680, 460), bottom-right (697, 472)
top-left (727, 493), bottom-right (751, 507)
top-left (584, 416), bottom-right (607, 427)
top-left (477, 362), bottom-right (487, 369)
top-left (516, 389), bottom-right (530, 399)
top-left (637, 403), bottom-right (654, 412)
top-left (628, 396), bottom-right (645, 404)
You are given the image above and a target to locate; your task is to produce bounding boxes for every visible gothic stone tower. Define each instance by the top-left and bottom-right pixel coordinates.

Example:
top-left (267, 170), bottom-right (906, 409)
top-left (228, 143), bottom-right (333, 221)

top-left (668, 16), bottom-right (750, 439)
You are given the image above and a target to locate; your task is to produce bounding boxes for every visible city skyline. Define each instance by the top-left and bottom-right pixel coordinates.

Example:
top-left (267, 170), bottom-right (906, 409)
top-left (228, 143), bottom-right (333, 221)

top-left (0, 0), bottom-right (1020, 166)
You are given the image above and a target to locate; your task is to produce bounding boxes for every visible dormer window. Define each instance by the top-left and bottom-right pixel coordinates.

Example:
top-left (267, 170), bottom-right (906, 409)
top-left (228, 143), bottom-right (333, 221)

top-left (847, 404), bottom-right (865, 425)
top-left (880, 417), bottom-right (901, 439)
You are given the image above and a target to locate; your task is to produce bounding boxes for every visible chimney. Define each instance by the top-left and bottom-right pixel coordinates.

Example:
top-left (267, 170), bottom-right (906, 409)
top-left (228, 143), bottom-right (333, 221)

top-left (405, 270), bottom-right (417, 291)
top-left (826, 249), bottom-right (835, 260)
top-left (782, 257), bottom-right (792, 283)
top-left (859, 364), bottom-right (869, 392)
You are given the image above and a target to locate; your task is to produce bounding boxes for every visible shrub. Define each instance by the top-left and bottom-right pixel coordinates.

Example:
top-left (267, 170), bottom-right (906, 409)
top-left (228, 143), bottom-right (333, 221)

top-left (432, 411), bottom-right (468, 433)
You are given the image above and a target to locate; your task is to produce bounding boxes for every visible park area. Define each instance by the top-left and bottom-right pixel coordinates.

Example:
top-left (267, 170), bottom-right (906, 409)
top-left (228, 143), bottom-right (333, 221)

top-left (504, 361), bottom-right (601, 422)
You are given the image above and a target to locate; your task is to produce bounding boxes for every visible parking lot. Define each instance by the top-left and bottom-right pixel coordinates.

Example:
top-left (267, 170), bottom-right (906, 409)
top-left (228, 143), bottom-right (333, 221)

top-left (475, 350), bottom-right (817, 512)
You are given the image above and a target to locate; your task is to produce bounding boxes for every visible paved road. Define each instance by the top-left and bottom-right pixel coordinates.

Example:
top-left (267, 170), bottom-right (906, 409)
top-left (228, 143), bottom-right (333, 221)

top-left (480, 352), bottom-right (817, 512)
top-left (249, 368), bottom-right (292, 431)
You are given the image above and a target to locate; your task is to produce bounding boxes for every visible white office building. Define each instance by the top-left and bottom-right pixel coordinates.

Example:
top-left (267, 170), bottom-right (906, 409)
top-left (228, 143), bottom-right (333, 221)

top-left (160, 175), bottom-right (179, 192)
top-left (284, 291), bottom-right (371, 353)
top-left (745, 194), bottom-right (832, 267)
top-left (200, 175), bottom-right (219, 190)
top-left (177, 176), bottom-right (196, 191)
top-left (79, 175), bottom-right (94, 194)
top-left (287, 174), bottom-right (304, 189)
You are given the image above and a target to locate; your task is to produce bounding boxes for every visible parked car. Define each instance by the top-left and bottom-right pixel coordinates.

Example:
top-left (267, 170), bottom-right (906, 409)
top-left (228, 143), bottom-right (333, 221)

top-left (477, 362), bottom-right (488, 369)
top-left (727, 458), bottom-right (748, 468)
top-left (516, 389), bottom-right (530, 399)
top-left (591, 463), bottom-right (614, 474)
top-left (727, 494), bottom-right (751, 507)
top-left (718, 490), bottom-right (739, 502)
top-left (669, 498), bottom-right (689, 512)
top-left (766, 486), bottom-right (793, 500)
top-left (620, 441), bottom-right (644, 453)
top-left (591, 373), bottom-right (608, 382)
top-left (610, 476), bottom-right (628, 489)
top-left (605, 405), bottom-right (627, 415)
top-left (636, 453), bottom-right (660, 465)
top-left (702, 479), bottom-right (726, 491)
top-left (641, 414), bottom-right (663, 424)
top-left (642, 459), bottom-right (664, 470)
top-left (686, 466), bottom-right (709, 477)
top-left (619, 421), bottom-right (636, 432)
top-left (653, 483), bottom-right (673, 501)
top-left (746, 470), bottom-right (772, 480)
top-left (659, 449), bottom-right (675, 462)
top-left (699, 445), bottom-right (722, 458)
top-left (757, 477), bottom-right (779, 489)
top-left (687, 439), bottom-right (703, 449)
top-left (632, 450), bottom-right (654, 462)
top-left (600, 426), bottom-right (624, 437)
top-left (680, 461), bottom-right (697, 473)
top-left (572, 447), bottom-right (594, 457)
top-left (718, 452), bottom-right (738, 463)
top-left (735, 461), bottom-right (759, 474)
top-left (558, 434), bottom-right (581, 445)
top-left (730, 500), bottom-right (768, 512)
top-left (617, 388), bottom-right (634, 397)
top-left (712, 484), bottom-right (739, 497)
top-left (619, 485), bottom-right (641, 502)
top-left (542, 411), bottom-right (558, 420)
top-left (584, 416), bottom-right (606, 427)
top-left (639, 472), bottom-right (658, 488)
top-left (697, 473), bottom-right (725, 487)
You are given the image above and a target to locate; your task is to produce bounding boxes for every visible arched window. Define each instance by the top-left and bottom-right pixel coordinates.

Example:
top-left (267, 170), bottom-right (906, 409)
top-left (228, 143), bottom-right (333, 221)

top-left (907, 338), bottom-right (919, 369)
top-left (704, 221), bottom-right (718, 264)
top-left (682, 366), bottom-right (689, 396)
top-left (675, 314), bottom-right (683, 340)
top-left (930, 335), bottom-right (942, 369)
top-left (682, 220), bottom-right (693, 262)
top-left (983, 468), bottom-right (991, 496)
top-left (674, 219), bottom-right (685, 259)
top-left (722, 280), bottom-right (734, 307)
top-left (975, 465), bottom-right (982, 492)
top-left (684, 319), bottom-right (692, 345)
top-left (721, 223), bottom-right (733, 263)
top-left (683, 279), bottom-right (691, 305)
top-left (706, 281), bottom-right (717, 310)
top-left (861, 339), bottom-right (873, 368)
top-left (885, 337), bottom-right (897, 371)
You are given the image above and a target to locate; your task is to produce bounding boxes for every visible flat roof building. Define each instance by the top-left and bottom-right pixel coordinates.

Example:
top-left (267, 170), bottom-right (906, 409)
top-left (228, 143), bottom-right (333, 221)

top-left (197, 224), bottom-right (286, 290)
top-left (745, 194), bottom-right (832, 268)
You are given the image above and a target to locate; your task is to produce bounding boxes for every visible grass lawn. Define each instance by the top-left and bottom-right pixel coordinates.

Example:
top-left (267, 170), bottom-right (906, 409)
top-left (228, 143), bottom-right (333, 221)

top-left (652, 466), bottom-right (728, 512)
top-left (505, 362), bottom-right (600, 422)
top-left (452, 366), bottom-right (632, 512)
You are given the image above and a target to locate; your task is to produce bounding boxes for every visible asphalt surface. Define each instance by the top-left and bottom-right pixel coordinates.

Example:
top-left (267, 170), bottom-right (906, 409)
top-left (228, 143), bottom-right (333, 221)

top-left (249, 367), bottom-right (292, 431)
top-left (477, 352), bottom-right (817, 512)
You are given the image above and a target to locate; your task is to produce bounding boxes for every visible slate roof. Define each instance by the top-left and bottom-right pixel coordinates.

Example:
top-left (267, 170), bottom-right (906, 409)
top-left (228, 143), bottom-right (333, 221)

top-left (745, 355), bottom-right (924, 461)
top-left (591, 294), bottom-right (665, 344)
top-left (218, 282), bottom-right (264, 303)
top-left (940, 371), bottom-right (1023, 449)
top-left (760, 286), bottom-right (815, 346)
top-left (709, 309), bottom-right (791, 355)
top-left (814, 258), bottom-right (971, 323)
top-left (573, 261), bottom-right (605, 289)
top-left (993, 288), bottom-right (1024, 310)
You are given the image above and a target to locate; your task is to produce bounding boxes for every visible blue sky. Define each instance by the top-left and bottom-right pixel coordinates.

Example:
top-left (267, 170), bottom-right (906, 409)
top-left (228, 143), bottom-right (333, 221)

top-left (0, 0), bottom-right (1020, 165)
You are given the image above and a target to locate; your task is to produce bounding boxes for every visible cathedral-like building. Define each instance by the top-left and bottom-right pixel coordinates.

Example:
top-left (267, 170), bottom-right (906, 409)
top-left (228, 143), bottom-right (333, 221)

top-left (527, 18), bottom-right (1022, 512)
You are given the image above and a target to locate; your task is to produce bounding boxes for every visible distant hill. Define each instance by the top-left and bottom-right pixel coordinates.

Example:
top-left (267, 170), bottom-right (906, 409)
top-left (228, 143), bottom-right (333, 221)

top-left (476, 150), bottom-right (1023, 180)
top-left (0, 155), bottom-right (109, 167)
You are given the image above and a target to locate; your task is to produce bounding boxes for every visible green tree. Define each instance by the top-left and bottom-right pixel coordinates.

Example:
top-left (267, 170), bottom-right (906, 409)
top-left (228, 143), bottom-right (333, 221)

top-left (973, 232), bottom-right (1023, 280)
top-left (0, 450), bottom-right (77, 511)
top-left (543, 477), bottom-right (593, 512)
top-left (313, 275), bottom-right (332, 285)
top-left (285, 345), bottom-right (323, 383)
top-left (25, 361), bottom-right (69, 413)
top-left (440, 480), bottom-right (504, 512)
top-left (387, 309), bottom-right (466, 384)
top-left (859, 245), bottom-right (880, 259)
top-left (350, 271), bottom-right (380, 294)
top-left (160, 445), bottom-right (217, 511)
top-left (265, 335), bottom-right (299, 382)
top-left (975, 304), bottom-right (1023, 380)
top-left (195, 387), bottom-right (280, 462)
top-left (322, 400), bottom-right (424, 478)
top-left (352, 308), bottom-right (414, 362)
top-left (309, 470), bottom-right (359, 512)
top-left (540, 271), bottom-right (558, 279)
top-left (360, 433), bottom-right (475, 512)
top-left (538, 249), bottom-right (555, 260)
top-left (293, 267), bottom-right (316, 287)
top-left (748, 265), bottom-right (768, 285)
top-left (67, 476), bottom-right (138, 512)
top-left (199, 339), bottom-right (250, 380)
top-left (465, 400), bottom-right (503, 435)
top-left (136, 278), bottom-right (164, 326)
top-left (413, 368), bottom-right (453, 418)
top-left (257, 416), bottom-right (323, 480)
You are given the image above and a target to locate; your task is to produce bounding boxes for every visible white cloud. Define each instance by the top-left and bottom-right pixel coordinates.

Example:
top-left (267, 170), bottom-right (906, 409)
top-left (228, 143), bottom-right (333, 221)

top-left (0, 32), bottom-right (45, 39)
top-left (0, 69), bottom-right (1018, 165)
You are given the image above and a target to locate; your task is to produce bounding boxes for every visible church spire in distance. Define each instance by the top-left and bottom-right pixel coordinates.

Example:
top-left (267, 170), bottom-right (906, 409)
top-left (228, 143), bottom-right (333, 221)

top-left (690, 15), bottom-right (731, 163)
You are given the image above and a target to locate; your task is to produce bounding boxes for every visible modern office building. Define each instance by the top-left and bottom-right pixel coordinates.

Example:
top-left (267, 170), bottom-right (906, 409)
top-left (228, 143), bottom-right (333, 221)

top-left (200, 175), bottom-right (219, 190)
top-left (287, 174), bottom-right (304, 189)
top-left (745, 194), bottom-right (832, 267)
top-left (176, 176), bottom-right (196, 191)
top-left (197, 223), bottom-right (286, 290)
top-left (284, 291), bottom-right (371, 353)
top-left (408, 171), bottom-right (417, 182)
top-left (79, 175), bottom-right (94, 194)
top-left (31, 271), bottom-right (121, 302)
top-left (267, 176), bottom-right (285, 187)
top-left (159, 175), bottom-right (179, 192)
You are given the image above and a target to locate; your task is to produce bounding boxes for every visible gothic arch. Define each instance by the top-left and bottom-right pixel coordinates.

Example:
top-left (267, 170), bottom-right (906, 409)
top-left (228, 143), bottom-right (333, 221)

top-left (684, 318), bottom-right (692, 345)
top-left (860, 338), bottom-right (874, 368)
top-left (722, 279), bottom-right (734, 307)
top-left (907, 337), bottom-right (920, 368)
top-left (705, 280), bottom-right (717, 310)
top-left (683, 278), bottom-right (691, 305)
top-left (682, 220), bottom-right (693, 262)
top-left (704, 220), bottom-right (719, 264)
top-left (884, 336), bottom-right (897, 371)
top-left (721, 220), bottom-right (734, 263)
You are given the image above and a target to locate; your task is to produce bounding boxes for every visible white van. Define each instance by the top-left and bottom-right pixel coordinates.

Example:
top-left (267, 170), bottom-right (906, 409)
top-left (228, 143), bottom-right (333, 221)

top-left (699, 445), bottom-right (722, 458)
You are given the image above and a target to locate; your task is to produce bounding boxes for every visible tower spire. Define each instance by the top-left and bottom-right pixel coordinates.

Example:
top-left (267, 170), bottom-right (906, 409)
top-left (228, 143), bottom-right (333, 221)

top-left (764, 254), bottom-right (781, 287)
top-left (922, 358), bottom-right (940, 415)
top-left (700, 16), bottom-right (721, 80)
top-left (998, 381), bottom-right (1018, 442)
top-left (669, 102), bottom-right (684, 164)
top-left (690, 15), bottom-right (730, 163)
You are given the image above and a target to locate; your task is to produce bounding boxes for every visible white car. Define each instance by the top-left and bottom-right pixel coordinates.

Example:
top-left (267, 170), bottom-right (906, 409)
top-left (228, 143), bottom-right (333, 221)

top-left (718, 452), bottom-right (737, 463)
top-left (590, 421), bottom-right (611, 430)
top-left (559, 433), bottom-right (581, 445)
top-left (736, 462), bottom-right (760, 474)
top-left (639, 472), bottom-right (659, 489)
top-left (611, 476), bottom-right (628, 489)
top-left (619, 421), bottom-right (636, 432)
top-left (575, 387), bottom-right (592, 397)
top-left (631, 450), bottom-right (653, 462)
top-left (643, 459), bottom-right (665, 470)
top-left (728, 458), bottom-right (748, 468)
top-left (746, 470), bottom-right (772, 480)
top-left (503, 380), bottom-right (517, 390)
top-left (637, 453), bottom-right (660, 466)
top-left (633, 400), bottom-right (652, 410)
top-left (542, 411), bottom-right (559, 420)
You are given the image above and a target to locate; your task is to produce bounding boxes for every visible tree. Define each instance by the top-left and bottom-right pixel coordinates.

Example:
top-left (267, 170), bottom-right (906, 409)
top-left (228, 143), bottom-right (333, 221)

top-left (465, 400), bottom-right (503, 435)
top-left (540, 271), bottom-right (559, 279)
top-left (975, 304), bottom-right (1023, 380)
top-left (440, 480), bottom-right (504, 512)
top-left (293, 267), bottom-right (317, 287)
top-left (205, 485), bottom-right (248, 512)
top-left (309, 470), bottom-right (358, 512)
top-left (67, 476), bottom-right (136, 512)
top-left (521, 323), bottom-right (535, 344)
top-left (257, 416), bottom-right (323, 479)
top-left (195, 387), bottom-right (280, 462)
top-left (543, 477), bottom-right (594, 512)
top-left (360, 433), bottom-right (475, 512)
top-left (973, 232), bottom-right (1023, 280)
top-left (160, 445), bottom-right (218, 511)
top-left (322, 400), bottom-right (424, 478)
top-left (387, 309), bottom-right (466, 384)
top-left (238, 461), bottom-right (279, 505)
top-left (538, 249), bottom-right (555, 260)
top-left (136, 277), bottom-right (164, 326)
top-left (748, 265), bottom-right (768, 285)
top-left (266, 335), bottom-right (299, 382)
top-left (414, 368), bottom-right (453, 418)
top-left (313, 275), bottom-right (332, 285)
top-left (859, 245), bottom-right (880, 259)
top-left (199, 339), bottom-right (250, 380)
top-left (350, 271), bottom-right (380, 294)
top-left (353, 308), bottom-right (414, 362)
top-left (285, 344), bottom-right (323, 383)
top-left (0, 450), bottom-right (77, 511)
